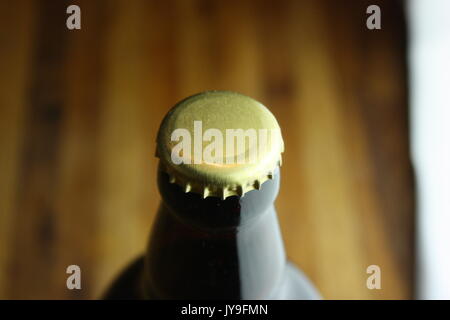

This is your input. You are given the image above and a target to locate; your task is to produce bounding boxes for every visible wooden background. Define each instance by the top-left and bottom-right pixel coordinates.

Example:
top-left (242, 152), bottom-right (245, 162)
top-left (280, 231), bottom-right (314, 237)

top-left (0, 0), bottom-right (414, 299)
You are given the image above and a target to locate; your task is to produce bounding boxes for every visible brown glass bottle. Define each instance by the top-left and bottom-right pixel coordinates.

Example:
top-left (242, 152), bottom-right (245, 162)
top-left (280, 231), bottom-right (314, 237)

top-left (103, 91), bottom-right (319, 299)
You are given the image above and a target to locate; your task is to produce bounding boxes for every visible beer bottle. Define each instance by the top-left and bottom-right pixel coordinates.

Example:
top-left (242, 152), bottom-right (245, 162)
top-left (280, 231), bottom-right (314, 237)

top-left (104, 91), bottom-right (320, 299)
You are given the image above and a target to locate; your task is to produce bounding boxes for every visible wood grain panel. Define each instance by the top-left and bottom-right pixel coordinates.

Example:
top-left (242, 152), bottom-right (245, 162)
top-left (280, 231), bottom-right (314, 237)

top-left (0, 0), bottom-right (413, 299)
top-left (0, 0), bottom-right (37, 298)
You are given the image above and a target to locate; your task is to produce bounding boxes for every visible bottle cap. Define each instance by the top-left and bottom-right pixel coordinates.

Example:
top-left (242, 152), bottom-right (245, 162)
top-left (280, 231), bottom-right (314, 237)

top-left (156, 91), bottom-right (284, 199)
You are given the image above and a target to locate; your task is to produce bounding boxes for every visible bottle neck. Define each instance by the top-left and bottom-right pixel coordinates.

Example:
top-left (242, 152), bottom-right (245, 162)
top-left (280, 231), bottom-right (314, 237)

top-left (143, 165), bottom-right (286, 299)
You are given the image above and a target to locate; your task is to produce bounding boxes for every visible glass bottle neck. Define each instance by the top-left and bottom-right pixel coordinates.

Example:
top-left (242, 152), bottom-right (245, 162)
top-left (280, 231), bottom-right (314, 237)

top-left (143, 167), bottom-right (286, 299)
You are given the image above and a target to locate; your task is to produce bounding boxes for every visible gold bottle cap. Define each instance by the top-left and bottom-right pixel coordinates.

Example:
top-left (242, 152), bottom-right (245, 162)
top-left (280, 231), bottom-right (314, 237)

top-left (156, 91), bottom-right (284, 199)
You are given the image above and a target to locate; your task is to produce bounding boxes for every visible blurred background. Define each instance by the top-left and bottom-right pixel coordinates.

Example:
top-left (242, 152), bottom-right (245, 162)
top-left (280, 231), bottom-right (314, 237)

top-left (0, 0), bottom-right (416, 299)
